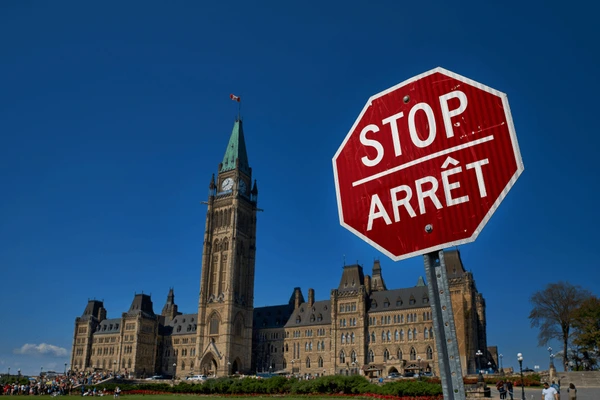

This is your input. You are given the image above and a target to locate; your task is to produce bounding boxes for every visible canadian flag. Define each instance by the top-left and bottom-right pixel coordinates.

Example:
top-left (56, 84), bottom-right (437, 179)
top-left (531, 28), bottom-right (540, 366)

top-left (230, 94), bottom-right (240, 102)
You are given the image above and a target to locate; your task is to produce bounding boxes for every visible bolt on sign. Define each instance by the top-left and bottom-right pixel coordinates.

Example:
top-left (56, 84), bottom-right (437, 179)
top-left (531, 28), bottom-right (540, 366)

top-left (333, 67), bottom-right (524, 261)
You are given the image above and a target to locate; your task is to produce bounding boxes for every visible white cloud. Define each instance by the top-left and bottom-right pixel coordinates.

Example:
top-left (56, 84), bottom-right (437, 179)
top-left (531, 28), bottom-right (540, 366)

top-left (13, 343), bottom-right (68, 357)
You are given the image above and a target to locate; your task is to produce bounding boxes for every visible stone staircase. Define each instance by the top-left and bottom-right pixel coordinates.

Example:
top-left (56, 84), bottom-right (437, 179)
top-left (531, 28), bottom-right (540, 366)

top-left (557, 372), bottom-right (600, 388)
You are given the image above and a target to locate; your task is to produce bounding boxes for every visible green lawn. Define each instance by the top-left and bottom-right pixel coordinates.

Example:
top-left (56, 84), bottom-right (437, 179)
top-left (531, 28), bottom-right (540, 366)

top-left (117, 396), bottom-right (373, 399)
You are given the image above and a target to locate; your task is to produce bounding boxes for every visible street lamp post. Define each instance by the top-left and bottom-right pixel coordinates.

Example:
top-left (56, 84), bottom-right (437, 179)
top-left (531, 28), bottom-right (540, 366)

top-left (351, 362), bottom-right (356, 376)
top-left (417, 356), bottom-right (422, 380)
top-left (172, 363), bottom-right (176, 385)
top-left (487, 361), bottom-right (492, 374)
top-left (476, 350), bottom-right (483, 382)
top-left (113, 361), bottom-right (117, 376)
top-left (41, 367), bottom-right (43, 380)
top-left (65, 363), bottom-right (67, 377)
top-left (517, 353), bottom-right (525, 400)
top-left (499, 354), bottom-right (504, 376)
top-left (227, 362), bottom-right (231, 376)
top-left (547, 347), bottom-right (553, 366)
top-left (17, 369), bottom-right (20, 380)
top-left (7, 367), bottom-right (10, 379)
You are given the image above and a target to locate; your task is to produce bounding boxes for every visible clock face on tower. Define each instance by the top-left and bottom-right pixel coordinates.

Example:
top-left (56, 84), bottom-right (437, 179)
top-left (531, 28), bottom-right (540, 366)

top-left (239, 179), bottom-right (247, 194)
top-left (221, 177), bottom-right (234, 191)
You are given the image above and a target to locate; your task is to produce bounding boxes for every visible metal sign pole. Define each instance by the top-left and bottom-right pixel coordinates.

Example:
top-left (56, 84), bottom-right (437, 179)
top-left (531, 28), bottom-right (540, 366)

top-left (424, 250), bottom-right (465, 400)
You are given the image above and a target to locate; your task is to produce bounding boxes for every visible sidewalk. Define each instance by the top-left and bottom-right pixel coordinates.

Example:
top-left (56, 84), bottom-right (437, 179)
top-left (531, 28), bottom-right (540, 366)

top-left (489, 386), bottom-right (600, 400)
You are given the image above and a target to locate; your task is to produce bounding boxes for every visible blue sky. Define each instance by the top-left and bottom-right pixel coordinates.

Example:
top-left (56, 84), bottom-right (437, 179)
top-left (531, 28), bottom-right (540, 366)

top-left (0, 1), bottom-right (598, 376)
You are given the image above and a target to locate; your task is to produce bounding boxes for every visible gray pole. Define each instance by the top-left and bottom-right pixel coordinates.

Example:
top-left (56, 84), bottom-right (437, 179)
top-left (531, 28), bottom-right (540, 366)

top-left (424, 250), bottom-right (466, 400)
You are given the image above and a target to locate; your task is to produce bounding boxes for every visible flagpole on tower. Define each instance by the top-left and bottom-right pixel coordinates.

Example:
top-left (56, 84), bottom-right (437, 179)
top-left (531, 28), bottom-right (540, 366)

top-left (230, 93), bottom-right (241, 120)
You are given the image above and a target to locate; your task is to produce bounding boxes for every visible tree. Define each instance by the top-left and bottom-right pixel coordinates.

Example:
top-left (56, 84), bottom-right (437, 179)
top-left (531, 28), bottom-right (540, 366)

top-left (571, 296), bottom-right (600, 370)
top-left (528, 281), bottom-right (591, 371)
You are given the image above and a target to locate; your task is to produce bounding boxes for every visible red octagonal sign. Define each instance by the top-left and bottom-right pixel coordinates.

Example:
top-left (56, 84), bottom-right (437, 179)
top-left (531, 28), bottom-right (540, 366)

top-left (333, 67), bottom-right (524, 261)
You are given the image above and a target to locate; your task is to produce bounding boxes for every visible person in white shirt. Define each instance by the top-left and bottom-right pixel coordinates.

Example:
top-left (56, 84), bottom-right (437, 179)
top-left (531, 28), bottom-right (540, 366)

top-left (542, 382), bottom-right (559, 400)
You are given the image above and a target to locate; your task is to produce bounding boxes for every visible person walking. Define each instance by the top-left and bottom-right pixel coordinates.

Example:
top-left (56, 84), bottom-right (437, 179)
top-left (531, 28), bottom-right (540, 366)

top-left (496, 380), bottom-right (506, 399)
top-left (567, 383), bottom-right (577, 400)
top-left (542, 382), bottom-right (559, 400)
top-left (506, 380), bottom-right (514, 400)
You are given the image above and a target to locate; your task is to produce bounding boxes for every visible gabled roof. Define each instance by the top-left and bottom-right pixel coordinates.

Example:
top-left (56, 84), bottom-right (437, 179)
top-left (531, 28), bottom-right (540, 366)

top-left (80, 300), bottom-right (104, 321)
top-left (254, 304), bottom-right (294, 330)
top-left (444, 249), bottom-right (467, 279)
top-left (94, 318), bottom-right (121, 335)
top-left (285, 300), bottom-right (332, 328)
top-left (220, 119), bottom-right (250, 175)
top-left (368, 286), bottom-right (430, 312)
top-left (126, 294), bottom-right (156, 319)
top-left (337, 264), bottom-right (365, 294)
top-left (166, 313), bottom-right (198, 336)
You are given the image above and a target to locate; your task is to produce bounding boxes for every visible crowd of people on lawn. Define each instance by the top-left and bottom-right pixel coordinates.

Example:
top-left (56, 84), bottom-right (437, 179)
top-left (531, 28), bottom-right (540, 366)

top-left (1, 370), bottom-right (122, 397)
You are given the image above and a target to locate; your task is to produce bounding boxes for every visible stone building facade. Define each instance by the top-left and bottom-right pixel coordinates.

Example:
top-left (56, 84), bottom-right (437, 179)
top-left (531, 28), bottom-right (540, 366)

top-left (70, 118), bottom-right (490, 379)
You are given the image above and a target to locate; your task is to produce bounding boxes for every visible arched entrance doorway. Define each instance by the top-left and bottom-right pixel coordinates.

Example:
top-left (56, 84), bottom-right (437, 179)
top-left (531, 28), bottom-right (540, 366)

top-left (200, 353), bottom-right (219, 377)
top-left (231, 360), bottom-right (239, 375)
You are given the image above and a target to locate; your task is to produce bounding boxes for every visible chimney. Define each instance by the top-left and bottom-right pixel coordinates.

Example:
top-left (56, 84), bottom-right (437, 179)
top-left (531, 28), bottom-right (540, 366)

top-left (294, 287), bottom-right (304, 309)
top-left (308, 288), bottom-right (315, 307)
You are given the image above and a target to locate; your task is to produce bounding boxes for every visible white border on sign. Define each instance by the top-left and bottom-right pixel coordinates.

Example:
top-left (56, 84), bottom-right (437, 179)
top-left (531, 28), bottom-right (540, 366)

top-left (332, 66), bottom-right (525, 262)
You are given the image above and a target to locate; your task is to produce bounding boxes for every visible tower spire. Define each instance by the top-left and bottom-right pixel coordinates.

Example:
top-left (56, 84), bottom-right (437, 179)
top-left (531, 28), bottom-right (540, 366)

top-left (220, 119), bottom-right (250, 175)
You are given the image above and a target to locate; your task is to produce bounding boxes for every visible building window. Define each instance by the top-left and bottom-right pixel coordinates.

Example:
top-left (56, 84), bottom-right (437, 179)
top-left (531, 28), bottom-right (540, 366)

top-left (383, 298), bottom-right (390, 308)
top-left (410, 347), bottom-right (416, 361)
top-left (351, 350), bottom-right (357, 363)
top-left (339, 351), bottom-right (346, 364)
top-left (318, 357), bottom-right (323, 368)
top-left (368, 349), bottom-right (374, 363)
top-left (383, 349), bottom-right (390, 362)
top-left (397, 349), bottom-right (403, 360)
top-left (427, 346), bottom-right (433, 360)
top-left (306, 357), bottom-right (311, 368)
top-left (210, 315), bottom-right (219, 335)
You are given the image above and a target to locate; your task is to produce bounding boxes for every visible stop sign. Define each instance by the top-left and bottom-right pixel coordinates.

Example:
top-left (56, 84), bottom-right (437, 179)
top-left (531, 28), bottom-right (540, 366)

top-left (333, 67), bottom-right (524, 261)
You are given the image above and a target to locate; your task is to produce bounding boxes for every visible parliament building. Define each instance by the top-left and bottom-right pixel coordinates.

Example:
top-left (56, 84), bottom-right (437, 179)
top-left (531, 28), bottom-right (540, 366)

top-left (70, 119), bottom-right (490, 379)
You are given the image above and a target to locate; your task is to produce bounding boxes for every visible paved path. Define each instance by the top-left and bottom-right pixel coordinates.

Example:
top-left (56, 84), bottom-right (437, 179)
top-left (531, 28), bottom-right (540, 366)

top-left (488, 386), bottom-right (600, 400)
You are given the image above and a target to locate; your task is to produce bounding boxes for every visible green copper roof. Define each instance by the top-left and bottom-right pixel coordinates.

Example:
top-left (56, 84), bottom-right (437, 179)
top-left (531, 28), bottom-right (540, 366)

top-left (220, 119), bottom-right (250, 175)
top-left (416, 276), bottom-right (426, 287)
